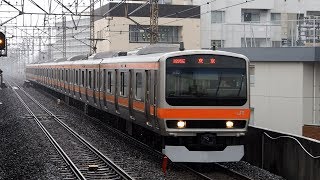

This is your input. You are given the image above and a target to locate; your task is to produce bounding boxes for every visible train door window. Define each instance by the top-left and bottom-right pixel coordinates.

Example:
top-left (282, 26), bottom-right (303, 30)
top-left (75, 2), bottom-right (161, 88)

top-left (93, 70), bottom-right (96, 90)
top-left (120, 72), bottom-right (127, 97)
top-left (102, 69), bottom-right (106, 91)
top-left (75, 70), bottom-right (79, 85)
top-left (69, 70), bottom-right (72, 84)
top-left (66, 70), bottom-right (68, 82)
top-left (88, 70), bottom-right (92, 89)
top-left (61, 69), bottom-right (64, 81)
top-left (107, 71), bottom-right (112, 93)
top-left (135, 72), bottom-right (143, 101)
top-left (96, 71), bottom-right (99, 91)
top-left (120, 72), bottom-right (124, 96)
top-left (81, 70), bottom-right (85, 86)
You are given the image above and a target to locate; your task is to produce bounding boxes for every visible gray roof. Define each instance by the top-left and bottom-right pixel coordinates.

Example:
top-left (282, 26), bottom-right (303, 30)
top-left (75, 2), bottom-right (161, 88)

top-left (220, 47), bottom-right (320, 62)
top-left (94, 2), bottom-right (200, 21)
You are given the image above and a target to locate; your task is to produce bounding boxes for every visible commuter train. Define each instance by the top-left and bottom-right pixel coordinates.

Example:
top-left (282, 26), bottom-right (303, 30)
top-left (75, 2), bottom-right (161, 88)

top-left (26, 45), bottom-right (250, 162)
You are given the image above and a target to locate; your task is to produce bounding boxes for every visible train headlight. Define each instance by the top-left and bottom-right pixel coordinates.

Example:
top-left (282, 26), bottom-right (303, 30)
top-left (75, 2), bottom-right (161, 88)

top-left (177, 121), bottom-right (186, 128)
top-left (226, 121), bottom-right (234, 128)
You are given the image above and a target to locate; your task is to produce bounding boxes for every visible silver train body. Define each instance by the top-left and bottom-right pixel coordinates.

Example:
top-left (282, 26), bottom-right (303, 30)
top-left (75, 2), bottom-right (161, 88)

top-left (26, 49), bottom-right (250, 162)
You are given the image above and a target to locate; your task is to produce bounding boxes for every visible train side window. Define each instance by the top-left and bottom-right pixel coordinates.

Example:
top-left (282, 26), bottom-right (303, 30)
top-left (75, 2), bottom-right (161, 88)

top-left (66, 70), bottom-right (68, 82)
top-left (96, 71), bottom-right (99, 90)
top-left (61, 69), bottom-right (64, 81)
top-left (88, 70), bottom-right (92, 89)
top-left (75, 70), bottom-right (79, 85)
top-left (102, 69), bottom-right (106, 91)
top-left (135, 72), bottom-right (143, 100)
top-left (93, 70), bottom-right (96, 90)
top-left (107, 71), bottom-right (112, 93)
top-left (70, 70), bottom-right (73, 84)
top-left (81, 70), bottom-right (85, 86)
top-left (120, 72), bottom-right (124, 96)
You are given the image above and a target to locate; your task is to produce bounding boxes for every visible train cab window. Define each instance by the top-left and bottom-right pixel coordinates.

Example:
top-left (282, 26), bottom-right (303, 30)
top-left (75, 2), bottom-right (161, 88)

top-left (107, 71), bottom-right (112, 93)
top-left (81, 71), bottom-right (85, 86)
top-left (120, 72), bottom-right (128, 97)
top-left (75, 70), bottom-right (79, 85)
top-left (88, 71), bottom-right (92, 88)
top-left (135, 72), bottom-right (143, 100)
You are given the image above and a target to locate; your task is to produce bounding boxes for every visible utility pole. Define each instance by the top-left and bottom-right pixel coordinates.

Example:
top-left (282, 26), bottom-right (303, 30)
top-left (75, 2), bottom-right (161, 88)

top-left (62, 15), bottom-right (66, 58)
top-left (90, 0), bottom-right (95, 54)
top-left (150, 0), bottom-right (159, 44)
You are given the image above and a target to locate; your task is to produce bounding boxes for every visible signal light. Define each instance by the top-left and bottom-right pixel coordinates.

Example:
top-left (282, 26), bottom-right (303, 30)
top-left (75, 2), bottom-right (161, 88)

top-left (0, 32), bottom-right (5, 50)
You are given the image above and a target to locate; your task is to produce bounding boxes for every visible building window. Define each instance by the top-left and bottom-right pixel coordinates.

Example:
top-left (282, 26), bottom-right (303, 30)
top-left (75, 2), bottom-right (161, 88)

top-left (129, 25), bottom-right (180, 43)
top-left (241, 38), bottom-right (269, 47)
top-left (242, 9), bottom-right (261, 22)
top-left (272, 41), bottom-right (281, 47)
top-left (271, 13), bottom-right (281, 24)
top-left (211, 40), bottom-right (224, 48)
top-left (211, 11), bottom-right (225, 23)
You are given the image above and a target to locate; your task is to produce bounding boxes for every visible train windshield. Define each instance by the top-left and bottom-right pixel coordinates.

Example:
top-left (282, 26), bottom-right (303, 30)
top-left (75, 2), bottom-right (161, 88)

top-left (166, 54), bottom-right (247, 106)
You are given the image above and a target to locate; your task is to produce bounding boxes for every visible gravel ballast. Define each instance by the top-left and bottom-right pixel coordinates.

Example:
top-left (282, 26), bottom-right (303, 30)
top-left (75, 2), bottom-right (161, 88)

top-left (0, 81), bottom-right (63, 179)
top-left (1, 76), bottom-right (286, 179)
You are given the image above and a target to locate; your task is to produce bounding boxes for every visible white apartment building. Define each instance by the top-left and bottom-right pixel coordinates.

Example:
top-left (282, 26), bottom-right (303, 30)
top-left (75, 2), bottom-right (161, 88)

top-left (201, 0), bottom-right (320, 49)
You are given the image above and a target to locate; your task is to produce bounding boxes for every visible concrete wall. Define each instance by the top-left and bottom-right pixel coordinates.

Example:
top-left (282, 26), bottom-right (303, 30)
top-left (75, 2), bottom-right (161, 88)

top-left (95, 17), bottom-right (200, 52)
top-left (250, 62), bottom-right (304, 135)
top-left (250, 61), bottom-right (320, 135)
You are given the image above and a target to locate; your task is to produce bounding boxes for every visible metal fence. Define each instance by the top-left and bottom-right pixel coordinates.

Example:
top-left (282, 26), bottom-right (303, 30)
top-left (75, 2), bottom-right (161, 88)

top-left (208, 18), bottom-right (320, 48)
top-left (244, 126), bottom-right (320, 180)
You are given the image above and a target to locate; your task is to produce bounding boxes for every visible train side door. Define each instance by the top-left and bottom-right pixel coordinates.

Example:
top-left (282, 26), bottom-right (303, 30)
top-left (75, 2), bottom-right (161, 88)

top-left (93, 69), bottom-right (96, 104)
top-left (145, 70), bottom-right (151, 125)
top-left (152, 70), bottom-right (158, 128)
top-left (128, 70), bottom-right (134, 118)
top-left (115, 69), bottom-right (119, 113)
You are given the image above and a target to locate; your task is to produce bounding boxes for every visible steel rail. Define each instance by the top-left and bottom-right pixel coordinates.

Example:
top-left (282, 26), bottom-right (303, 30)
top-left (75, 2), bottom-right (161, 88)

top-left (6, 80), bottom-right (85, 180)
top-left (10, 80), bottom-right (133, 180)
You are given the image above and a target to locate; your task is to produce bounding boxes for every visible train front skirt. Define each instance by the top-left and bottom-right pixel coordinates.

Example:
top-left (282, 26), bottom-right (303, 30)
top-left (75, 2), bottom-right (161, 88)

top-left (162, 145), bottom-right (244, 162)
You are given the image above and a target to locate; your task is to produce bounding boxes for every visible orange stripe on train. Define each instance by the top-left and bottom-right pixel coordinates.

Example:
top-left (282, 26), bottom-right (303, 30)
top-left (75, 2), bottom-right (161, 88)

top-left (157, 108), bottom-right (250, 119)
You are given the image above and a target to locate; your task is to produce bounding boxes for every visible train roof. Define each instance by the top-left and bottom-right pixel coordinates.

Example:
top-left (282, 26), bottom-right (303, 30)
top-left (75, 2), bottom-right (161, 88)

top-left (26, 49), bottom-right (249, 67)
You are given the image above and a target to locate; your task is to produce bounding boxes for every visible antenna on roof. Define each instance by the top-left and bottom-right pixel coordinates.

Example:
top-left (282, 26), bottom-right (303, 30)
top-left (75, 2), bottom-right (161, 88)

top-left (179, 42), bottom-right (185, 51)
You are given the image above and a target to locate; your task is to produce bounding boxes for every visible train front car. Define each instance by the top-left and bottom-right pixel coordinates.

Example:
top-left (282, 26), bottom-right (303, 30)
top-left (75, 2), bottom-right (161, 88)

top-left (158, 50), bottom-right (250, 163)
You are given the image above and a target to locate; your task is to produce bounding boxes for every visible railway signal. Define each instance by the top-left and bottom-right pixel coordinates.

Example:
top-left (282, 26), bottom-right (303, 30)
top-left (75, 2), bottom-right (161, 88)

top-left (0, 32), bottom-right (7, 57)
top-left (0, 32), bottom-right (5, 50)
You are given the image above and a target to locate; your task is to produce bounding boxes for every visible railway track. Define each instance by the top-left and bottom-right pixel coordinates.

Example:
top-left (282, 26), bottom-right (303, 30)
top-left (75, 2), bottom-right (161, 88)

top-left (6, 80), bottom-right (133, 180)
top-left (8, 77), bottom-right (253, 180)
top-left (38, 88), bottom-right (252, 180)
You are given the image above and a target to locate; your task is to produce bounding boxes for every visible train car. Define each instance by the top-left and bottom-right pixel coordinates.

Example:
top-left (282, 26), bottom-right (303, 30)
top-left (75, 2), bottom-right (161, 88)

top-left (26, 46), bottom-right (250, 163)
